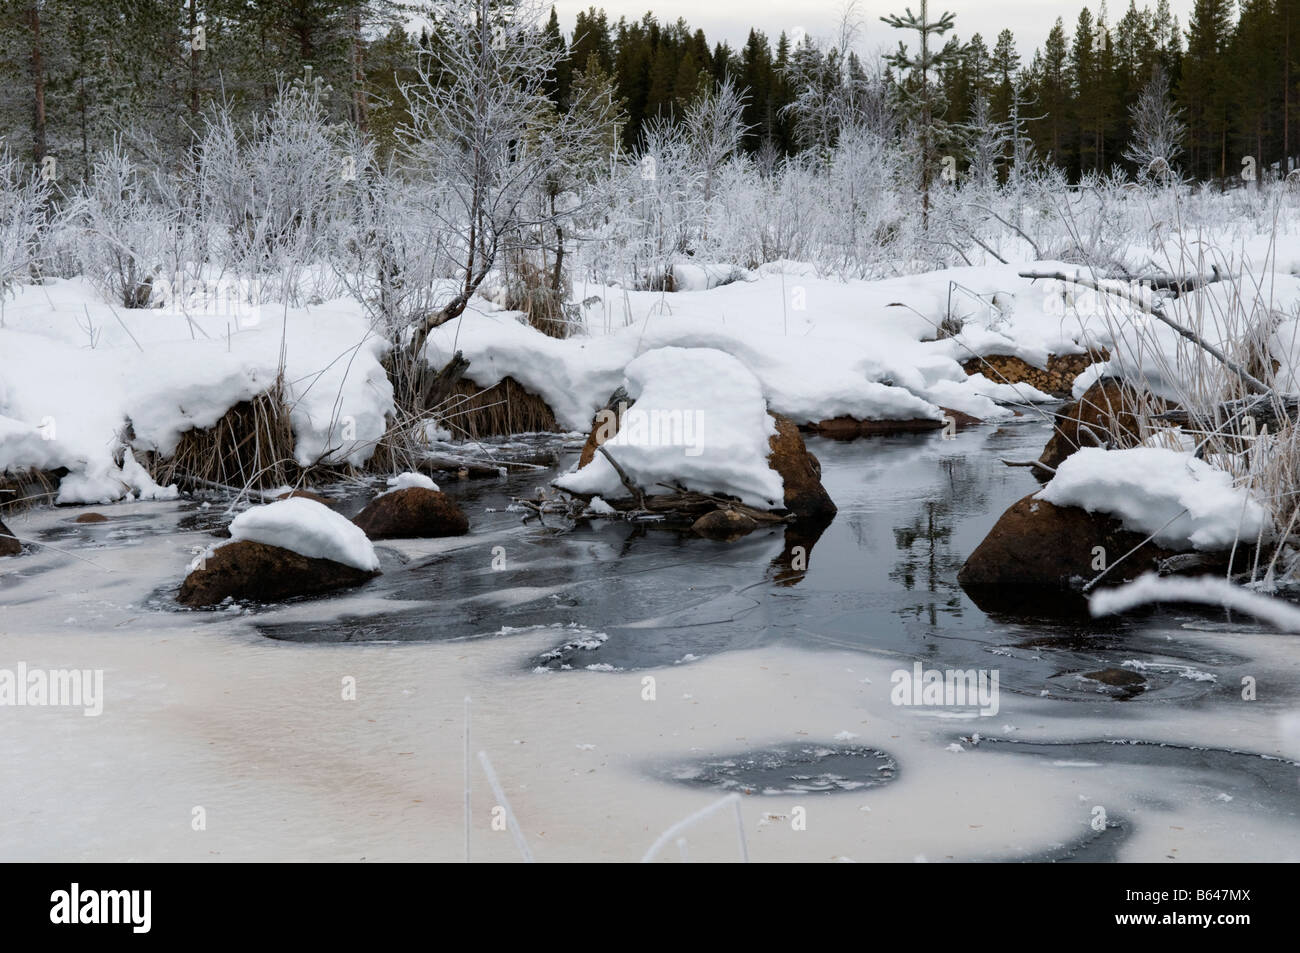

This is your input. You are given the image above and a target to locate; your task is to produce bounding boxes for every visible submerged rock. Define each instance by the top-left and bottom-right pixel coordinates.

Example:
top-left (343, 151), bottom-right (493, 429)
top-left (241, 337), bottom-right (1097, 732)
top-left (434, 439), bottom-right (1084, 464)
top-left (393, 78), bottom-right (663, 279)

top-left (0, 518), bottom-right (19, 556)
top-left (692, 508), bottom-right (759, 540)
top-left (805, 408), bottom-right (979, 440)
top-left (178, 540), bottom-right (379, 607)
top-left (768, 413), bottom-right (837, 520)
top-left (352, 487), bottom-right (469, 540)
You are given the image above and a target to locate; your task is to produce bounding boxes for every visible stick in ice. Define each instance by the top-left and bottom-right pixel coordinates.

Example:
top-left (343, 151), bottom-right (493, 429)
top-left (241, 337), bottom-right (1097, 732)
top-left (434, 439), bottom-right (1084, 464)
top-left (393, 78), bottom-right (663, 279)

top-left (1089, 574), bottom-right (1300, 632)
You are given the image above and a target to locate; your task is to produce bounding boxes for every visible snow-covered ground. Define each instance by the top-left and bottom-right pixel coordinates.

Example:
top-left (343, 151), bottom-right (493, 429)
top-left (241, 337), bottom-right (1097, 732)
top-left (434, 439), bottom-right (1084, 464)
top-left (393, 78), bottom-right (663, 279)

top-left (7, 219), bottom-right (1300, 862)
top-left (0, 277), bottom-right (391, 504)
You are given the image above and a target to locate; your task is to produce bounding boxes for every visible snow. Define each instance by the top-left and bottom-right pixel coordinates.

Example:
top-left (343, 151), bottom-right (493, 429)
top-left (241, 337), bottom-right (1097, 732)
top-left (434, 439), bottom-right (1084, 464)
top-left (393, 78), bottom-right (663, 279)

top-left (1037, 447), bottom-right (1271, 551)
top-left (0, 278), bottom-right (392, 504)
top-left (555, 347), bottom-right (784, 509)
top-left (423, 263), bottom-right (1094, 437)
top-left (225, 497), bottom-right (380, 572)
top-left (381, 472), bottom-right (439, 495)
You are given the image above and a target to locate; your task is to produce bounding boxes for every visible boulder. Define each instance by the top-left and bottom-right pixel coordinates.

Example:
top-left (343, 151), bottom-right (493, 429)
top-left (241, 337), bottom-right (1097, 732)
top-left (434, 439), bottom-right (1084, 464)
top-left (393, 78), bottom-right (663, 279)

top-left (352, 487), bottom-right (469, 539)
top-left (692, 508), bottom-right (758, 540)
top-left (178, 540), bottom-right (379, 607)
top-left (958, 494), bottom-right (1182, 596)
top-left (1036, 378), bottom-right (1157, 477)
top-left (768, 413), bottom-right (837, 520)
top-left (0, 518), bottom-right (20, 557)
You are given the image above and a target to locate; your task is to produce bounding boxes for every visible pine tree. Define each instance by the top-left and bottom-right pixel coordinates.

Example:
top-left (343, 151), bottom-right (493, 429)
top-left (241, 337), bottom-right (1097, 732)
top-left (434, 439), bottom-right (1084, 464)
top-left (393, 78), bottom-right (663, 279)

top-left (990, 29), bottom-right (1020, 126)
top-left (1180, 0), bottom-right (1233, 180)
top-left (880, 0), bottom-right (960, 226)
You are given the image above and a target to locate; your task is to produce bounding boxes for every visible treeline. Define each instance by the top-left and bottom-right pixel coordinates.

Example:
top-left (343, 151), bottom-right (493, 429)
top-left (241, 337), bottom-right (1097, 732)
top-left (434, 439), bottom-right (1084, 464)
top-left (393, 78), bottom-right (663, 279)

top-left (2, 1), bottom-right (1299, 184)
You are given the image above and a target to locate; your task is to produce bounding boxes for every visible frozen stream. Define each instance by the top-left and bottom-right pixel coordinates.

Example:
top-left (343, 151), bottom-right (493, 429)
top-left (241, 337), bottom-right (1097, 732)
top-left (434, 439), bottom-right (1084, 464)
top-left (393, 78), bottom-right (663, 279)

top-left (2, 416), bottom-right (1299, 862)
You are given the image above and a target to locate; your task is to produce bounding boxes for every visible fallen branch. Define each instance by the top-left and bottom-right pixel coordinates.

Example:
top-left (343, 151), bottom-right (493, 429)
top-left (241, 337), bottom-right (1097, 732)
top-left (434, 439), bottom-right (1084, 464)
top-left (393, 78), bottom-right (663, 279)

top-left (596, 445), bottom-right (645, 509)
top-left (1002, 459), bottom-right (1054, 473)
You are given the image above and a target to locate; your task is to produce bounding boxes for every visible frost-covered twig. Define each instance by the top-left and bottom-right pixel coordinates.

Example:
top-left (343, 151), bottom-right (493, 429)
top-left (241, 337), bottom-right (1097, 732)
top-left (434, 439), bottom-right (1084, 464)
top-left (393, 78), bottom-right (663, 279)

top-left (1090, 574), bottom-right (1300, 633)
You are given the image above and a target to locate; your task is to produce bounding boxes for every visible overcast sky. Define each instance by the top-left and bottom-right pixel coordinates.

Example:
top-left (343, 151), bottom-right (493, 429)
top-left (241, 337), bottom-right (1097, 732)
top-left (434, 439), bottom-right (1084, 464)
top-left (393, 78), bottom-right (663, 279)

top-left (549, 0), bottom-right (1201, 58)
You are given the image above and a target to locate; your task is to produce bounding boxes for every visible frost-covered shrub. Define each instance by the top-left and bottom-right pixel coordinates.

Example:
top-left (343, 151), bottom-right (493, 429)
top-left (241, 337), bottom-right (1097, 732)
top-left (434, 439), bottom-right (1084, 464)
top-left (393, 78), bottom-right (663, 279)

top-left (67, 141), bottom-right (174, 307)
top-left (0, 148), bottom-right (53, 302)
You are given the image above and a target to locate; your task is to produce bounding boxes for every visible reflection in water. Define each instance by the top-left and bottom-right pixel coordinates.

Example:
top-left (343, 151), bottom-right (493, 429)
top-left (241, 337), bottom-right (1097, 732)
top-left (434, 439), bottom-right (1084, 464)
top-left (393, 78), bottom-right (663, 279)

top-left (768, 515), bottom-right (835, 587)
top-left (890, 499), bottom-right (961, 626)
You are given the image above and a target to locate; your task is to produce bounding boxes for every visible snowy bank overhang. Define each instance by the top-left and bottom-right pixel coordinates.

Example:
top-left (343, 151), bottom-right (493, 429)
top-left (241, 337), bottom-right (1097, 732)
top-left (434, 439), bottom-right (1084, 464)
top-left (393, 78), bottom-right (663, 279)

top-left (1035, 447), bottom-right (1270, 552)
top-left (553, 346), bottom-right (786, 509)
top-left (0, 282), bottom-right (393, 503)
top-left (224, 497), bottom-right (380, 572)
top-left (423, 310), bottom-right (947, 432)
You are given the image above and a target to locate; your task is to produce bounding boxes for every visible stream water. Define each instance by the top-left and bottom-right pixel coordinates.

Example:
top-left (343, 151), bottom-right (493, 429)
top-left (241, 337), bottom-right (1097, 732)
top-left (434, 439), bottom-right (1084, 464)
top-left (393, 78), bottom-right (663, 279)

top-left (2, 416), bottom-right (1298, 862)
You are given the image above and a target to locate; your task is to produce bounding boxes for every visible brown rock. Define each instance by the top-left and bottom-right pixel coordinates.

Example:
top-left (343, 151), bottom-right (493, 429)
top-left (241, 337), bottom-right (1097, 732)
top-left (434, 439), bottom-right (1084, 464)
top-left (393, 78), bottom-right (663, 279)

top-left (957, 494), bottom-right (1182, 594)
top-left (1037, 378), bottom-right (1159, 476)
top-left (74, 512), bottom-right (109, 523)
top-left (692, 508), bottom-right (758, 540)
top-left (962, 350), bottom-right (1109, 399)
top-left (807, 416), bottom-right (943, 438)
top-left (1082, 668), bottom-right (1145, 688)
top-left (768, 413), bottom-right (837, 520)
top-left (0, 518), bottom-right (20, 557)
top-left (178, 540), bottom-right (378, 607)
top-left (352, 487), bottom-right (469, 540)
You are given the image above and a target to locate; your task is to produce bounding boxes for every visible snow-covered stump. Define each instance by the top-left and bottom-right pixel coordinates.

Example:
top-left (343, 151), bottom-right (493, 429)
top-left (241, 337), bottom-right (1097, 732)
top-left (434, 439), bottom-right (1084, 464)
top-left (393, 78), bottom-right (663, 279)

top-left (554, 348), bottom-right (836, 531)
top-left (178, 498), bottom-right (380, 608)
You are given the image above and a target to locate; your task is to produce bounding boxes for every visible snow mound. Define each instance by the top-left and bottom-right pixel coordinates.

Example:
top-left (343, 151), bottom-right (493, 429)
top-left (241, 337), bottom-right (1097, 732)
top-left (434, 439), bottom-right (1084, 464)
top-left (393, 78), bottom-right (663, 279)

top-left (1037, 447), bottom-right (1270, 551)
top-left (226, 498), bottom-right (379, 571)
top-left (381, 472), bottom-right (439, 495)
top-left (555, 347), bottom-right (785, 509)
top-left (0, 279), bottom-right (392, 504)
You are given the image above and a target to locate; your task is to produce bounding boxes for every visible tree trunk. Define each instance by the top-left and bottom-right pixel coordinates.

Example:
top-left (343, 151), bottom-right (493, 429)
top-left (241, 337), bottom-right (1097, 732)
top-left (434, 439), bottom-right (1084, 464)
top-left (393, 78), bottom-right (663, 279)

top-left (29, 2), bottom-right (47, 163)
top-left (351, 8), bottom-right (368, 134)
top-left (189, 0), bottom-right (200, 122)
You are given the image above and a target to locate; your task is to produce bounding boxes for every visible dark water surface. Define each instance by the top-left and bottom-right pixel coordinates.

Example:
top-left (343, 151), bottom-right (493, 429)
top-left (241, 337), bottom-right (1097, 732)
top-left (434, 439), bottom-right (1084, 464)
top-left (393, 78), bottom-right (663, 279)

top-left (254, 417), bottom-right (1264, 714)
